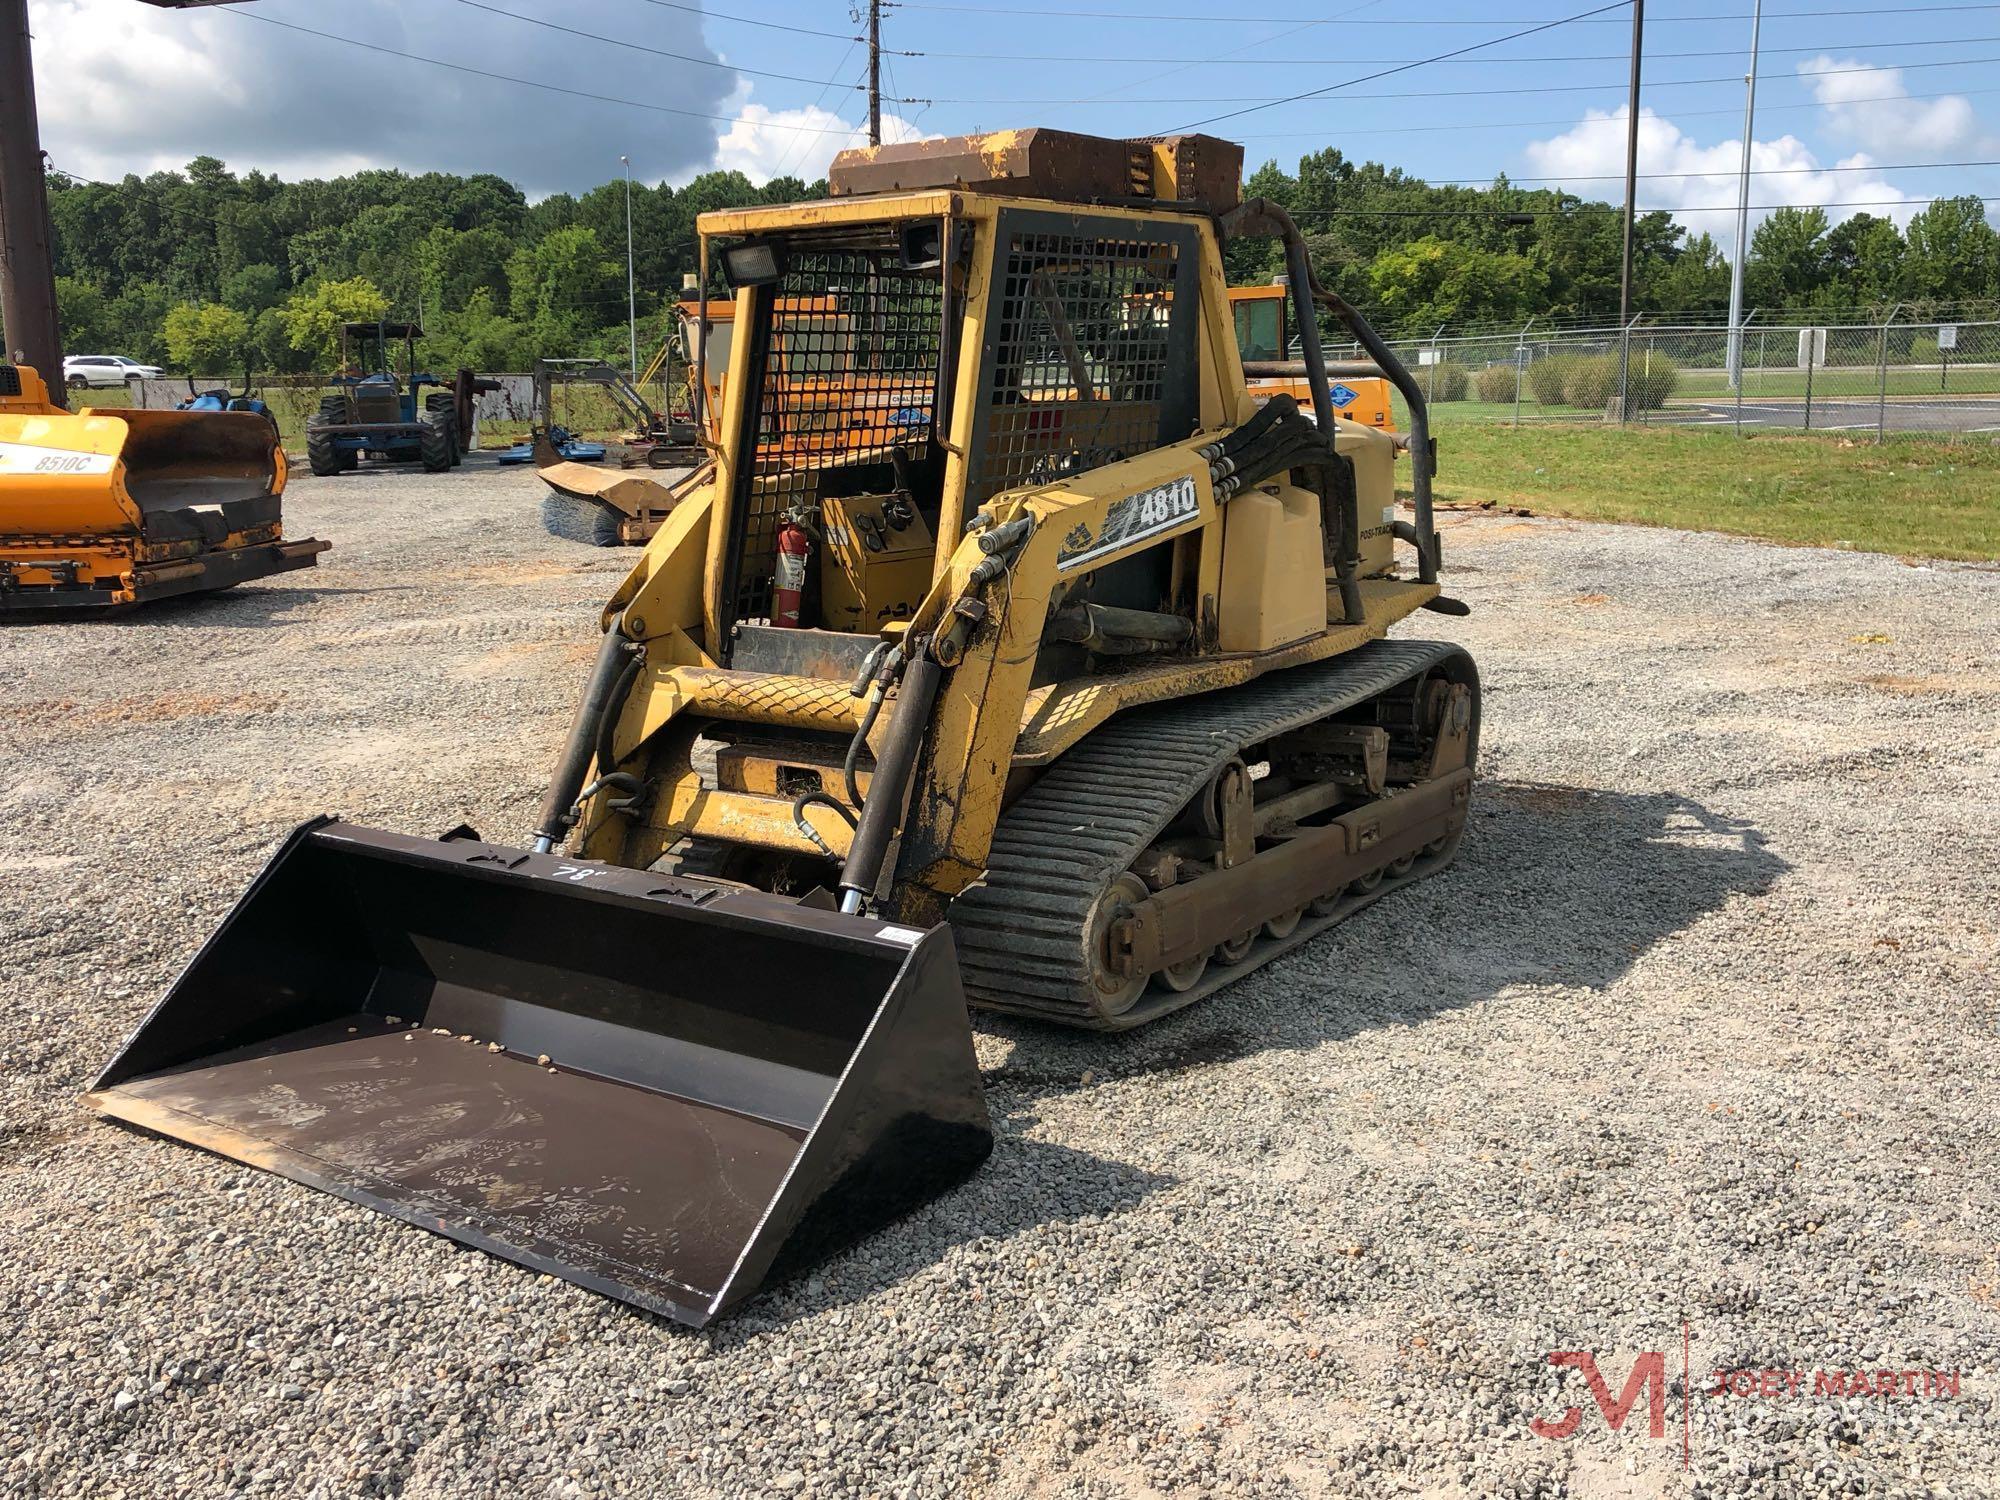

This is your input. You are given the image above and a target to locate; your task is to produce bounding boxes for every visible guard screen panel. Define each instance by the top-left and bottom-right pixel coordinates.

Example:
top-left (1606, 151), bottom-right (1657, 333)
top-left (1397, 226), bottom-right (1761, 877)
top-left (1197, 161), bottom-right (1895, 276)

top-left (968, 210), bottom-right (1202, 510)
top-left (721, 232), bottom-right (947, 633)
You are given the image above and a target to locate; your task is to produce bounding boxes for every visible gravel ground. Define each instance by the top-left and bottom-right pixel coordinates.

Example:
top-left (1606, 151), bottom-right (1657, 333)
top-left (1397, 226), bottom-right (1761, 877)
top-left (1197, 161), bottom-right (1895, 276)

top-left (3, 459), bottom-right (1997, 1499)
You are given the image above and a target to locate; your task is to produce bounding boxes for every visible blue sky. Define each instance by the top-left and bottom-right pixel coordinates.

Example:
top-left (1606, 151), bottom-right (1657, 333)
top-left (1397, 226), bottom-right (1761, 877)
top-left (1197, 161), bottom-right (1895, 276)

top-left (29, 0), bottom-right (2000, 244)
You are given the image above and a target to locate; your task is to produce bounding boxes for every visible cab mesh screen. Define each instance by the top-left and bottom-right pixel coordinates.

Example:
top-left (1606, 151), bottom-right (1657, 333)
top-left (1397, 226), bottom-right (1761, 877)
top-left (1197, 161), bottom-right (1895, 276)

top-left (730, 247), bottom-right (944, 625)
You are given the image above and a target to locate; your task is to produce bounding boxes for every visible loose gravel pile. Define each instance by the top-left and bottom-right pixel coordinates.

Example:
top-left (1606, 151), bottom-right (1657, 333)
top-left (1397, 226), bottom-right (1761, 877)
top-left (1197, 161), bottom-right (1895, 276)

top-left (3, 460), bottom-right (1997, 1499)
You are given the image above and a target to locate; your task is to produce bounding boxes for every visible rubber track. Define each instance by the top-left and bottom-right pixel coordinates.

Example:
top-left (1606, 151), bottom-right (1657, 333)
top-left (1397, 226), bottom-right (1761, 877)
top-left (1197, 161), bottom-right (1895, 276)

top-left (950, 638), bottom-right (1469, 1028)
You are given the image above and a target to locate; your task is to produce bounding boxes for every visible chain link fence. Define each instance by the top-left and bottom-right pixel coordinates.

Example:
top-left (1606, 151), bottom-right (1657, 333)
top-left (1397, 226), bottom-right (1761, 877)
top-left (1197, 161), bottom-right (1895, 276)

top-left (104, 371), bottom-right (683, 450)
top-left (1321, 319), bottom-right (2000, 438)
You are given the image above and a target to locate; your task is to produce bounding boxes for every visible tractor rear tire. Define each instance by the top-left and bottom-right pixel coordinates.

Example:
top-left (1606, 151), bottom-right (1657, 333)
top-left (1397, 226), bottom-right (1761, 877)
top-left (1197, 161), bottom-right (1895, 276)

top-left (306, 429), bottom-right (342, 477)
top-left (418, 415), bottom-right (453, 473)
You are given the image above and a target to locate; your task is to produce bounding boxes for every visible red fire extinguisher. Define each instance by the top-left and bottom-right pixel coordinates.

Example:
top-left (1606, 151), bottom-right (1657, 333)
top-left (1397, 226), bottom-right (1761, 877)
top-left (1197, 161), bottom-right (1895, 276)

top-left (773, 508), bottom-right (815, 628)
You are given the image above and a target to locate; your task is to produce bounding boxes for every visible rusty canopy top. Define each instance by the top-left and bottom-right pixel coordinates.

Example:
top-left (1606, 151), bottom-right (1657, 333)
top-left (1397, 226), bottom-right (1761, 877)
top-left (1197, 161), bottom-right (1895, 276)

top-left (827, 129), bottom-right (1244, 212)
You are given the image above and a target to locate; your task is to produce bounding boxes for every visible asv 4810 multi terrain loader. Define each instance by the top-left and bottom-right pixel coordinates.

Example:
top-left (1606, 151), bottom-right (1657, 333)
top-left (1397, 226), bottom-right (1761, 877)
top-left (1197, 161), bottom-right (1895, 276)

top-left (92, 129), bottom-right (1478, 1328)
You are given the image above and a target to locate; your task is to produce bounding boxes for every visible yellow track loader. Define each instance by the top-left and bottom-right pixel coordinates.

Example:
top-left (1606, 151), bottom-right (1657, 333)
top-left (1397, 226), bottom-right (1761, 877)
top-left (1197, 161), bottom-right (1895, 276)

top-left (91, 129), bottom-right (1476, 1327)
top-left (1, 363), bottom-right (326, 613)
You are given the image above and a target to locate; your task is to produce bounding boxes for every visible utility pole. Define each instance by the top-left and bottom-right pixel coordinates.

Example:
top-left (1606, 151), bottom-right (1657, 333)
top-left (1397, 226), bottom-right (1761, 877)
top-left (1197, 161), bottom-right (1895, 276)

top-left (1615, 0), bottom-right (1644, 422)
top-left (867, 0), bottom-right (882, 147)
top-left (0, 0), bottom-right (64, 405)
top-left (621, 154), bottom-right (637, 380)
top-left (1725, 0), bottom-right (1762, 391)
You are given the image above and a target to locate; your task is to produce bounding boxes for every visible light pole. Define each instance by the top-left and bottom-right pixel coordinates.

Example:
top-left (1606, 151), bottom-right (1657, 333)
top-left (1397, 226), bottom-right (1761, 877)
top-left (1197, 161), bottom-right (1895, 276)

top-left (621, 154), bottom-right (636, 380)
top-left (0, 0), bottom-right (64, 403)
top-left (1725, 0), bottom-right (1763, 391)
top-left (1614, 0), bottom-right (1645, 422)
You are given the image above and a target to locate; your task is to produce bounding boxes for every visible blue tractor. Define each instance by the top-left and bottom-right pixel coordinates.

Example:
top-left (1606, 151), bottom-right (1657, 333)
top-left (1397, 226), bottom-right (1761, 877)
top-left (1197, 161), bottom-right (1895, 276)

top-left (177, 371), bottom-right (279, 433)
top-left (305, 321), bottom-right (460, 476)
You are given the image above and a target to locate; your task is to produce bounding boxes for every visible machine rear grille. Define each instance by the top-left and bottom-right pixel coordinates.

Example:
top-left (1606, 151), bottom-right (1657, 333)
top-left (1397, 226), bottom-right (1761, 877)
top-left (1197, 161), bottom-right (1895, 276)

top-left (0, 366), bottom-right (20, 398)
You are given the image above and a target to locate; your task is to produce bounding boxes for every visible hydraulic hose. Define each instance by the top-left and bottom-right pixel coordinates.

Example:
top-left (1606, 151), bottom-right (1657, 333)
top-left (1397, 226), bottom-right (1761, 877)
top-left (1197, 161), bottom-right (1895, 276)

top-left (531, 617), bottom-right (636, 852)
top-left (793, 788), bottom-right (859, 863)
top-left (1219, 198), bottom-right (1439, 585)
top-left (836, 650), bottom-right (946, 914)
top-left (1197, 390), bottom-right (1296, 463)
top-left (842, 677), bottom-right (889, 810)
top-left (592, 649), bottom-right (647, 804)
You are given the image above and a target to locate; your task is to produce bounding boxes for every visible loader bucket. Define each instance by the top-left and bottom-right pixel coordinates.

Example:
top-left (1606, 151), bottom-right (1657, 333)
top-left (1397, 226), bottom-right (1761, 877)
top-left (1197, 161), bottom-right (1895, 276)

top-left (89, 820), bottom-right (992, 1327)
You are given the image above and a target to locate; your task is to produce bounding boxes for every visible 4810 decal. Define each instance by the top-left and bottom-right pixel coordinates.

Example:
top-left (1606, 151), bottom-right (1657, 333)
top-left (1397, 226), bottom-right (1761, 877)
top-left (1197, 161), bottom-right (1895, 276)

top-left (1056, 475), bottom-right (1200, 572)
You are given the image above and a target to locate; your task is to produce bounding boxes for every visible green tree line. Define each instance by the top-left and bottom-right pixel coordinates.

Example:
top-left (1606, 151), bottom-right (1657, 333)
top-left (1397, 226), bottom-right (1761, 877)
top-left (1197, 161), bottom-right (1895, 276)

top-left (1230, 148), bottom-right (2000, 330)
top-left (46, 149), bottom-right (2000, 375)
top-left (49, 155), bottom-right (821, 374)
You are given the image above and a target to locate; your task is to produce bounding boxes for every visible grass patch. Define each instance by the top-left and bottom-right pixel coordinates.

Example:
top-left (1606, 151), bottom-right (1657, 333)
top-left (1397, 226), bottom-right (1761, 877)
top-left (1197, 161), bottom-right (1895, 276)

top-left (1428, 423), bottom-right (2000, 562)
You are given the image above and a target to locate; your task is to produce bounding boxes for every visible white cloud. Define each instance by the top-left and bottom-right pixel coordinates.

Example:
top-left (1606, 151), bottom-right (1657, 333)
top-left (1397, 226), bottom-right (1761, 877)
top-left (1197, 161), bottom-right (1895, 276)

top-left (708, 85), bottom-right (932, 185)
top-left (1798, 56), bottom-right (1991, 156)
top-left (26, 0), bottom-right (739, 194)
top-left (1523, 105), bottom-right (1926, 253)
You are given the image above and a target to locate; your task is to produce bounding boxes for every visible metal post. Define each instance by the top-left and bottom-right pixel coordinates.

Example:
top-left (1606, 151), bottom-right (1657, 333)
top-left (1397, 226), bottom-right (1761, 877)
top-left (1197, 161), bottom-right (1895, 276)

top-left (621, 155), bottom-right (637, 380)
top-left (867, 0), bottom-right (882, 146)
top-left (1725, 0), bottom-right (1763, 391)
top-left (1513, 316), bottom-right (1534, 427)
top-left (1802, 334), bottom-right (1813, 430)
top-left (1618, 313), bottom-right (1642, 426)
top-left (0, 0), bottom-right (63, 403)
top-left (1875, 303), bottom-right (1898, 444)
top-left (1616, 0), bottom-right (1646, 421)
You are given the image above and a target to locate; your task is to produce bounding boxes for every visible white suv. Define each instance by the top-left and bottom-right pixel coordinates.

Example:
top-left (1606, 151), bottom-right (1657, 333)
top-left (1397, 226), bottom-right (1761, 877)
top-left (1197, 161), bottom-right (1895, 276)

top-left (63, 354), bottom-right (164, 390)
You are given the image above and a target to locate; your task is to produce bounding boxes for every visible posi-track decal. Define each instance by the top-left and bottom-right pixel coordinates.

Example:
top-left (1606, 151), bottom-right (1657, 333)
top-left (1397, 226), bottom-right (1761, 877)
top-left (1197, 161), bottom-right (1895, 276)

top-left (0, 442), bottom-right (116, 478)
top-left (1056, 475), bottom-right (1200, 572)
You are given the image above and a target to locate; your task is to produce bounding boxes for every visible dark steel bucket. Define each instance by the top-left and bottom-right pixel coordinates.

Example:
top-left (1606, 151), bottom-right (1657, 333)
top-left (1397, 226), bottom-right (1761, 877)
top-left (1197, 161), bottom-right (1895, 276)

top-left (89, 820), bottom-right (992, 1328)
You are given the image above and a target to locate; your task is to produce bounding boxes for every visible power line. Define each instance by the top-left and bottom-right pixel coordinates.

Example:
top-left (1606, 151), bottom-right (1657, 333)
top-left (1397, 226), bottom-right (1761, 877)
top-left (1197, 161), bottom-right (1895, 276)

top-left (626, 0), bottom-right (866, 41)
top-left (1289, 195), bottom-right (1998, 217)
top-left (222, 10), bottom-right (887, 137)
top-left (767, 43), bottom-right (863, 182)
top-left (918, 33), bottom-right (2000, 64)
top-left (1318, 158), bottom-right (2000, 188)
top-left (1175, 1), bottom-right (1635, 131)
top-left (940, 53), bottom-right (2000, 106)
top-left (1229, 82), bottom-right (2000, 137)
top-left (887, 0), bottom-right (1994, 20)
top-left (448, 0), bottom-right (866, 90)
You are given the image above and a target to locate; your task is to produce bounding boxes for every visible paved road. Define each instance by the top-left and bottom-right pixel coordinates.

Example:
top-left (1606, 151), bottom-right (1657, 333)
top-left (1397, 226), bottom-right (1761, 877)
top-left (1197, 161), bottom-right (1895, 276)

top-left (1662, 396), bottom-right (2000, 433)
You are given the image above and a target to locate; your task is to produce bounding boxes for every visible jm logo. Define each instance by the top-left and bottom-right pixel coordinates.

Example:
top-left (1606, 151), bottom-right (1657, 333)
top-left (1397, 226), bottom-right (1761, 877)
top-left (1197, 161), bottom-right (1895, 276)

top-left (1531, 1352), bottom-right (1667, 1441)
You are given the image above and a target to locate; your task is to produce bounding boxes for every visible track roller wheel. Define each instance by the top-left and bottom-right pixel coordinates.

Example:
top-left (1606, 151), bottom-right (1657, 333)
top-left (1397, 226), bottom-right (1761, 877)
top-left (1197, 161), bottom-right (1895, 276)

top-left (1263, 906), bottom-right (1304, 940)
top-left (1087, 874), bottom-right (1150, 1020)
top-left (1307, 888), bottom-right (1344, 918)
top-left (1214, 929), bottom-right (1257, 965)
top-left (1349, 867), bottom-right (1383, 896)
top-left (1156, 952), bottom-right (1209, 994)
top-left (1386, 852), bottom-right (1416, 879)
